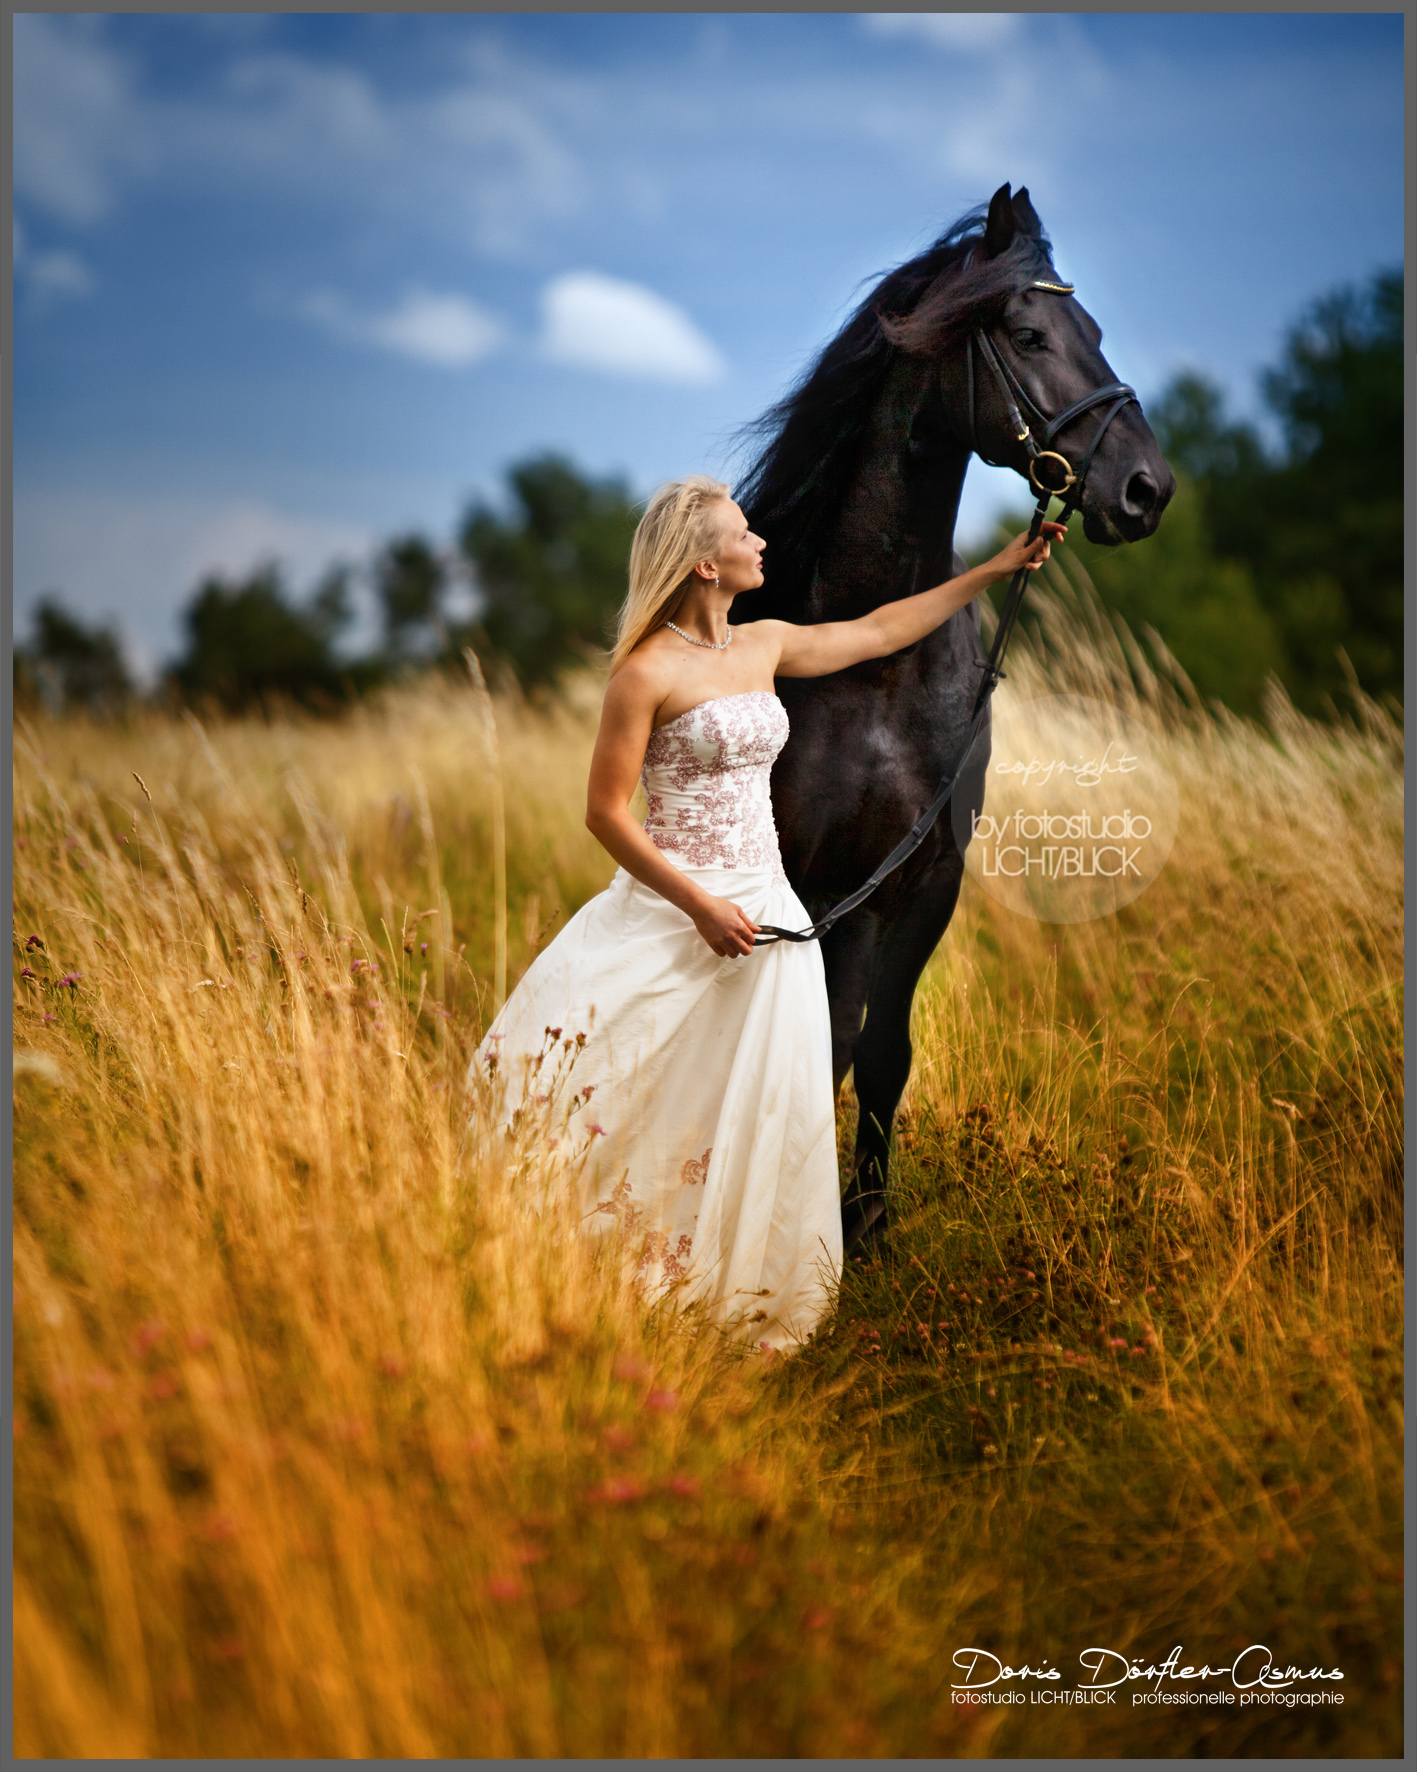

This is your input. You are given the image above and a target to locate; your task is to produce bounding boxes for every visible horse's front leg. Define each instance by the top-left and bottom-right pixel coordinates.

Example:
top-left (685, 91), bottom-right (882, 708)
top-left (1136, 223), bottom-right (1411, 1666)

top-left (820, 915), bottom-right (878, 1097)
top-left (843, 854), bottom-right (967, 1254)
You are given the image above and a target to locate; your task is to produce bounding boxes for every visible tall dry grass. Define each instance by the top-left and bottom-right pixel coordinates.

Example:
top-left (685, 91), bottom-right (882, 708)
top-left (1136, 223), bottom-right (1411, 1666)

top-left (13, 566), bottom-right (1403, 1756)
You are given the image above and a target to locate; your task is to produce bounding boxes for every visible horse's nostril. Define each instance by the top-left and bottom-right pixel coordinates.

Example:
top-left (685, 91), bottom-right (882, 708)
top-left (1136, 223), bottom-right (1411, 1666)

top-left (1123, 471), bottom-right (1159, 515)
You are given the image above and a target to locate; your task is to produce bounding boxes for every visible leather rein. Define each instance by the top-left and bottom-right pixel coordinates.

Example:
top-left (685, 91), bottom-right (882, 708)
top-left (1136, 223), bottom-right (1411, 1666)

top-left (754, 275), bottom-right (1139, 947)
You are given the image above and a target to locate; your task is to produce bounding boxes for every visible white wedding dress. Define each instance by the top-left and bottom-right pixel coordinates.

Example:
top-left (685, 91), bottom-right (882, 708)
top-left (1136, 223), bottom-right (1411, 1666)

top-left (469, 690), bottom-right (843, 1351)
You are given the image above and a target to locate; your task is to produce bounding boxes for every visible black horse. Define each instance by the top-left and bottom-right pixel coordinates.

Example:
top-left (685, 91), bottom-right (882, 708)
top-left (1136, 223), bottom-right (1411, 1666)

top-left (732, 184), bottom-right (1174, 1252)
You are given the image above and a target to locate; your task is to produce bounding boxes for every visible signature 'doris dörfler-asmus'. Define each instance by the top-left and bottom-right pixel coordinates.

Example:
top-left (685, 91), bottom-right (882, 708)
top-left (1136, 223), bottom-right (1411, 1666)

top-left (951, 1645), bottom-right (1343, 1692)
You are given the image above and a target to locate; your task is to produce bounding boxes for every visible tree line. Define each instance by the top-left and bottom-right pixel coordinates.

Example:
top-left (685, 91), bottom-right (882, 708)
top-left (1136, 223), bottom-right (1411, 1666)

top-left (13, 454), bottom-right (640, 719)
top-left (14, 267), bottom-right (1400, 723)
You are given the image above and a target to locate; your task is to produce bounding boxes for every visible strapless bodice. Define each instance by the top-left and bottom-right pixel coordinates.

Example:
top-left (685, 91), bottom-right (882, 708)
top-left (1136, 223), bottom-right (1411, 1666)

top-left (641, 691), bottom-right (788, 878)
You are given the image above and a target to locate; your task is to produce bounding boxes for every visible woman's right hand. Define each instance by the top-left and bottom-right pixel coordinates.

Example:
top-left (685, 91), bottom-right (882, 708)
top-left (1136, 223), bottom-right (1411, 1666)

top-left (986, 522), bottom-right (1065, 582)
top-left (692, 894), bottom-right (760, 957)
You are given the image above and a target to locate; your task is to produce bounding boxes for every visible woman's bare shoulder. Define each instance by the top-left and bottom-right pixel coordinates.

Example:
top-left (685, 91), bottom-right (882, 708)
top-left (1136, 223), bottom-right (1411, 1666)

top-left (605, 641), bottom-right (676, 717)
top-left (729, 618), bottom-right (794, 667)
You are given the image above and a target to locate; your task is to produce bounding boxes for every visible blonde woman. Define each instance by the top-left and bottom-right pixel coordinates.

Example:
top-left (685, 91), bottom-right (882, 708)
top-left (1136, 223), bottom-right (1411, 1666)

top-left (471, 476), bottom-right (1054, 1350)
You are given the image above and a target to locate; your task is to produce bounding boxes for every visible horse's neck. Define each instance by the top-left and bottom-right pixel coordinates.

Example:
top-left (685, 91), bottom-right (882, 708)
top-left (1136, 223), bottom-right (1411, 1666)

top-left (805, 362), bottom-right (971, 623)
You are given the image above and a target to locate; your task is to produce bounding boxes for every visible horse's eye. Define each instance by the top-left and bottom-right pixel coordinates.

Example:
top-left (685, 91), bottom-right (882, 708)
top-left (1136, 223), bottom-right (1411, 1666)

top-left (1013, 329), bottom-right (1047, 353)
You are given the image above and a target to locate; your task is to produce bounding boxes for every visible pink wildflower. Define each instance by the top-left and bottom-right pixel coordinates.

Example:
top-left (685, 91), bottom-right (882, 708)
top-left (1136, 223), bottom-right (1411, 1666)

top-left (597, 1477), bottom-right (644, 1504)
top-left (645, 1388), bottom-right (679, 1412)
top-left (487, 1575), bottom-right (524, 1601)
top-left (131, 1319), bottom-right (167, 1357)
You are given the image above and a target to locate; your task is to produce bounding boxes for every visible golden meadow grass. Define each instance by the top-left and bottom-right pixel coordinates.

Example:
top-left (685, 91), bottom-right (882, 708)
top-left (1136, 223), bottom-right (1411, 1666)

top-left (12, 566), bottom-right (1403, 1757)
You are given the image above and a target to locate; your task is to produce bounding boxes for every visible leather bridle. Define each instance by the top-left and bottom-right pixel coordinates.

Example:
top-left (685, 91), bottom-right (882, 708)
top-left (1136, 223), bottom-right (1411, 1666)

top-left (958, 274), bottom-right (1139, 700)
top-left (965, 276), bottom-right (1138, 510)
top-left (753, 272), bottom-right (1143, 948)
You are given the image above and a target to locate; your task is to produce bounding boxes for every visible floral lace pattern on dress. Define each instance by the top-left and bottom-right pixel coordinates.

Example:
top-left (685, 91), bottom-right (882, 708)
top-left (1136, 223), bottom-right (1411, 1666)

top-left (680, 1149), bottom-right (711, 1186)
top-left (593, 1176), bottom-right (697, 1288)
top-left (642, 692), bottom-right (788, 879)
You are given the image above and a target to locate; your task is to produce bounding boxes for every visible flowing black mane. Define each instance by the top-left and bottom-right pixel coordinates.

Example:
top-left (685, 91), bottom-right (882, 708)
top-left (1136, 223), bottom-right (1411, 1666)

top-left (734, 207), bottom-right (1059, 616)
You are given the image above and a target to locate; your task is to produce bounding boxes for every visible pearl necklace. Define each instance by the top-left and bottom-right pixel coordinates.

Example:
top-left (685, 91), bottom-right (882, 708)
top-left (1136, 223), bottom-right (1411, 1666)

top-left (666, 620), bottom-right (733, 651)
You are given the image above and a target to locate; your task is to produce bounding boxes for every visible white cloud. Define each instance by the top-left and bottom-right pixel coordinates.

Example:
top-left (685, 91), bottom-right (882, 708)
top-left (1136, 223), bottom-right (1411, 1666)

top-left (12, 14), bottom-right (147, 222)
top-left (12, 16), bottom-right (587, 259)
top-left (9, 15), bottom-right (1069, 275)
top-left (425, 64), bottom-right (586, 257)
top-left (13, 219), bottom-right (94, 305)
top-left (305, 287), bottom-right (505, 368)
top-left (13, 489), bottom-right (378, 682)
top-left (541, 272), bottom-right (726, 384)
top-left (839, 14), bottom-right (1108, 202)
top-left (861, 13), bottom-right (1023, 53)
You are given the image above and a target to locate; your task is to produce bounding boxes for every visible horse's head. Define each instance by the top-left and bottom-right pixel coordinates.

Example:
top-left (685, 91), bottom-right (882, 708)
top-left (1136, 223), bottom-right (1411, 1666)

top-left (885, 184), bottom-right (1175, 546)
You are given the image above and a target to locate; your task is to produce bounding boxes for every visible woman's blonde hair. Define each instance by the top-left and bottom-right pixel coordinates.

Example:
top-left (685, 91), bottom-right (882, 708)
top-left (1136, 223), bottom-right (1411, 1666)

top-left (610, 474), bottom-right (732, 669)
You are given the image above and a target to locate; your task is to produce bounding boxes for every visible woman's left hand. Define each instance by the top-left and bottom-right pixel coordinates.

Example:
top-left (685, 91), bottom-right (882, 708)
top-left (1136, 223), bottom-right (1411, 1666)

top-left (987, 521), bottom-right (1066, 581)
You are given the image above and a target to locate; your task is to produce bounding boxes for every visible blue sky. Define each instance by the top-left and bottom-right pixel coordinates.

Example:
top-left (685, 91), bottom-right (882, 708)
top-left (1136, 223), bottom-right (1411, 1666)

top-left (12, 11), bottom-right (1405, 678)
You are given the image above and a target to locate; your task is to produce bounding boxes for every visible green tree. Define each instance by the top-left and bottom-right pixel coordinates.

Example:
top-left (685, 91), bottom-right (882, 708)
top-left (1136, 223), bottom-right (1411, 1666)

top-left (168, 563), bottom-right (383, 714)
top-left (377, 534), bottom-right (448, 660)
top-left (1148, 371), bottom-right (1268, 486)
top-left (458, 454), bottom-right (639, 687)
top-left (1155, 269), bottom-right (1402, 713)
top-left (1253, 269), bottom-right (1401, 705)
top-left (14, 598), bottom-right (133, 718)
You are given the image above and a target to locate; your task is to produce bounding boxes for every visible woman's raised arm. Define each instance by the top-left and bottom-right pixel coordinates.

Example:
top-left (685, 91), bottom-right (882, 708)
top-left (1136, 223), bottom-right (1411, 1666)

top-left (768, 523), bottom-right (1063, 679)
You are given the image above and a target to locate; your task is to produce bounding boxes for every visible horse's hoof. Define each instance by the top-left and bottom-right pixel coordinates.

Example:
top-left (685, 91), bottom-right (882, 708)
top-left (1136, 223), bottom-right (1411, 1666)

top-left (843, 1196), bottom-right (889, 1259)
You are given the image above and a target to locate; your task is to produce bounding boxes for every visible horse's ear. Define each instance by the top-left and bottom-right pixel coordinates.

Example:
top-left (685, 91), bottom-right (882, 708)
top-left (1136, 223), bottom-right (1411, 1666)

top-left (1010, 186), bottom-right (1043, 238)
top-left (984, 183), bottom-right (1016, 258)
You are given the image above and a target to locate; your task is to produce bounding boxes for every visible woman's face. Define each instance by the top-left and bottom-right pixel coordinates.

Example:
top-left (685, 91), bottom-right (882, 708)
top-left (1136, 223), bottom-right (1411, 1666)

top-left (703, 500), bottom-right (765, 595)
